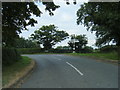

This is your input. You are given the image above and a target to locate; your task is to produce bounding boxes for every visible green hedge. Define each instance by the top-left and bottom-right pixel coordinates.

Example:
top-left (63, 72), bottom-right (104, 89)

top-left (82, 46), bottom-right (93, 53)
top-left (2, 48), bottom-right (21, 66)
top-left (17, 48), bottom-right (93, 54)
top-left (17, 48), bottom-right (43, 54)
top-left (17, 48), bottom-right (72, 54)
top-left (100, 45), bottom-right (117, 53)
top-left (49, 49), bottom-right (72, 53)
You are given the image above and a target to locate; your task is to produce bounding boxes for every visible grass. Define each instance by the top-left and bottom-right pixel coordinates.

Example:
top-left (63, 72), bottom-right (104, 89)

top-left (2, 56), bottom-right (32, 87)
top-left (67, 52), bottom-right (119, 60)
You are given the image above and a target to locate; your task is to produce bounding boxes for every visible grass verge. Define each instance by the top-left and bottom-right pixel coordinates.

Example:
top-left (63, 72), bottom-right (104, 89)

top-left (67, 52), bottom-right (119, 61)
top-left (2, 56), bottom-right (32, 87)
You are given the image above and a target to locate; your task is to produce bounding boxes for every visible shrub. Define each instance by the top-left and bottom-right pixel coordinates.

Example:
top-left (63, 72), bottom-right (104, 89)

top-left (49, 49), bottom-right (72, 53)
top-left (17, 48), bottom-right (43, 54)
top-left (100, 45), bottom-right (117, 53)
top-left (2, 48), bottom-right (21, 66)
top-left (83, 46), bottom-right (93, 53)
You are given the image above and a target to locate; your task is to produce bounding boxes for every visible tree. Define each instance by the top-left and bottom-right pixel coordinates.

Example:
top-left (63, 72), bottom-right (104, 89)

top-left (76, 2), bottom-right (120, 47)
top-left (68, 34), bottom-right (75, 52)
top-left (2, 2), bottom-right (60, 47)
top-left (76, 2), bottom-right (120, 58)
top-left (83, 46), bottom-right (93, 53)
top-left (42, 2), bottom-right (60, 16)
top-left (68, 34), bottom-right (88, 53)
top-left (56, 46), bottom-right (71, 50)
top-left (14, 37), bottom-right (40, 48)
top-left (56, 46), bottom-right (63, 49)
top-left (30, 25), bottom-right (69, 50)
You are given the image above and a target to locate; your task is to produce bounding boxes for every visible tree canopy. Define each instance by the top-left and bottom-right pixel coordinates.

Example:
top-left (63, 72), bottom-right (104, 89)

top-left (76, 2), bottom-right (120, 47)
top-left (68, 34), bottom-right (88, 53)
top-left (30, 25), bottom-right (69, 50)
top-left (56, 46), bottom-right (71, 50)
top-left (2, 2), bottom-right (60, 47)
top-left (14, 37), bottom-right (40, 48)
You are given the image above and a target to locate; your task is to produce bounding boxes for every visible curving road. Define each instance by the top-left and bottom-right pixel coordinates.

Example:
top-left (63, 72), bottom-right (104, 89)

top-left (21, 54), bottom-right (118, 88)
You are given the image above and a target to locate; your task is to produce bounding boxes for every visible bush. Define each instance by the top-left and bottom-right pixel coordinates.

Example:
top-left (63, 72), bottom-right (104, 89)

top-left (74, 46), bottom-right (93, 53)
top-left (49, 49), bottom-right (72, 53)
top-left (17, 48), bottom-right (44, 54)
top-left (83, 46), bottom-right (93, 53)
top-left (2, 47), bottom-right (21, 66)
top-left (100, 45), bottom-right (117, 53)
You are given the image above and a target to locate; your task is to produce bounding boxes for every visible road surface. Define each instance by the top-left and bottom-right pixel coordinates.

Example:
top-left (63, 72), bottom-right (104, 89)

top-left (21, 54), bottom-right (118, 88)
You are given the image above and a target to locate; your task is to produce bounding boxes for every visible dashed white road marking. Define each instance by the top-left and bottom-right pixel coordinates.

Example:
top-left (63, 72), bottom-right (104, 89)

top-left (66, 62), bottom-right (83, 76)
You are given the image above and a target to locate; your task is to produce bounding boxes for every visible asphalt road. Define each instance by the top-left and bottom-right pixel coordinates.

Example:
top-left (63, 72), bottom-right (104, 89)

top-left (21, 54), bottom-right (118, 88)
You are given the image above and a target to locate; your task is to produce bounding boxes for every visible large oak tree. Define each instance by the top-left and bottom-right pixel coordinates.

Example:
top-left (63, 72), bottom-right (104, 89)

top-left (30, 25), bottom-right (69, 50)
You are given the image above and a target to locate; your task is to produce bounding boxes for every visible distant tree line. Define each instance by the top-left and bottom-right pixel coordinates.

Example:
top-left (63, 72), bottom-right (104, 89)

top-left (14, 37), bottom-right (40, 48)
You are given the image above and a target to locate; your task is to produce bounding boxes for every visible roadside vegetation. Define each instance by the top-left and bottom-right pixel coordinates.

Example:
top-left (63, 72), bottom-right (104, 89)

top-left (2, 56), bottom-right (32, 87)
top-left (68, 52), bottom-right (119, 61)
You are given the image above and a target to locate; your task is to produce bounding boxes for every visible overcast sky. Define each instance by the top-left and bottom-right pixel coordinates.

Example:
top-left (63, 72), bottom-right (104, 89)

top-left (20, 1), bottom-right (97, 48)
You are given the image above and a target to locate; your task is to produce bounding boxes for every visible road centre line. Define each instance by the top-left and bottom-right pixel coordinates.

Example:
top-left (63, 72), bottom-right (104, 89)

top-left (66, 62), bottom-right (83, 76)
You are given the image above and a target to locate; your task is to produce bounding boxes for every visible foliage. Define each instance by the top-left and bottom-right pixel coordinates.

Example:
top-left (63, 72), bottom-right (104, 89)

top-left (56, 46), bottom-right (71, 50)
top-left (68, 34), bottom-right (88, 53)
top-left (83, 46), bottom-right (93, 53)
top-left (3, 56), bottom-right (31, 86)
top-left (56, 46), bottom-right (63, 49)
top-left (42, 2), bottom-right (60, 16)
top-left (30, 25), bottom-right (69, 50)
top-left (17, 48), bottom-right (72, 54)
top-left (76, 2), bottom-right (120, 47)
top-left (2, 2), bottom-right (40, 47)
top-left (14, 37), bottom-right (40, 48)
top-left (2, 48), bottom-right (21, 66)
top-left (99, 45), bottom-right (117, 53)
top-left (2, 2), bottom-right (60, 47)
top-left (49, 49), bottom-right (72, 53)
top-left (17, 48), bottom-right (43, 54)
top-left (54, 46), bottom-right (72, 53)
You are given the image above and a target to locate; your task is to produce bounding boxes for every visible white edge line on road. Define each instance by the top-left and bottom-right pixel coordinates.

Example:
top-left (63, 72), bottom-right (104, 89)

top-left (66, 62), bottom-right (83, 76)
